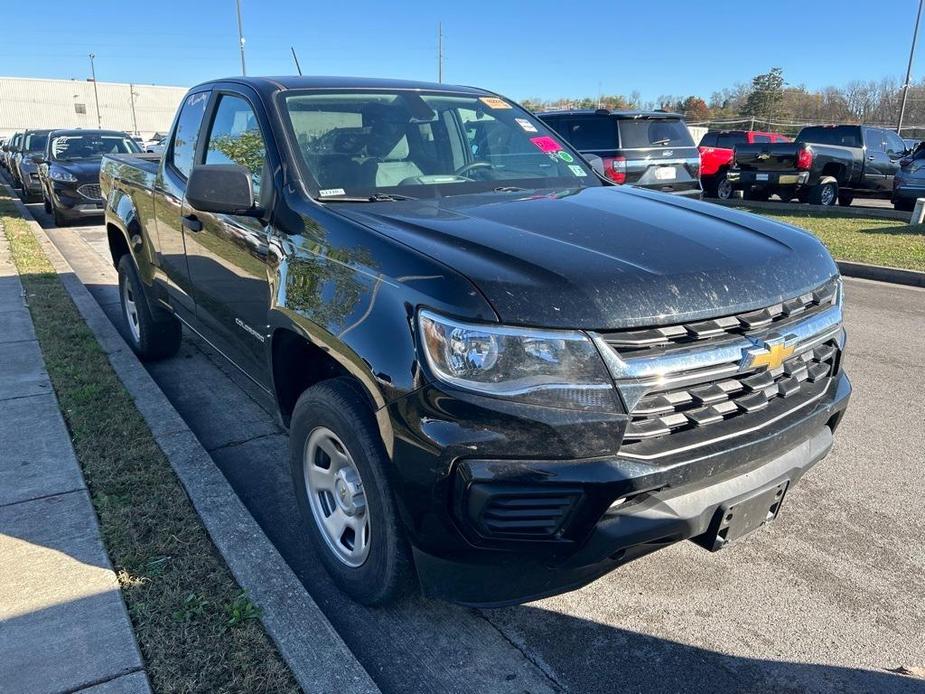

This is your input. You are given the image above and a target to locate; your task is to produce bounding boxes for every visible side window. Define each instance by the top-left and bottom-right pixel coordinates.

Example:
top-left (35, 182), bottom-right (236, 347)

top-left (883, 130), bottom-right (906, 156)
top-left (170, 91), bottom-right (209, 178)
top-left (203, 94), bottom-right (267, 197)
top-left (864, 129), bottom-right (884, 153)
top-left (699, 132), bottom-right (717, 147)
top-left (752, 134), bottom-right (771, 143)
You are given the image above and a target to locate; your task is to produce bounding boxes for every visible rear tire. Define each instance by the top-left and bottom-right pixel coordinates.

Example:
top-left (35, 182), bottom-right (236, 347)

top-left (808, 178), bottom-right (838, 206)
top-left (43, 196), bottom-right (51, 214)
top-left (289, 378), bottom-right (415, 606)
top-left (117, 254), bottom-right (181, 360)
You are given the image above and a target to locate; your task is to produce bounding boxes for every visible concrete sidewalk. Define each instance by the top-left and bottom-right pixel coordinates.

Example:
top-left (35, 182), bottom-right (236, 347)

top-left (0, 230), bottom-right (151, 693)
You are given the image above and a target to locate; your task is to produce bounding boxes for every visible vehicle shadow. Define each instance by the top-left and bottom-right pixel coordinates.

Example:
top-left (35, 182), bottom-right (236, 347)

top-left (484, 603), bottom-right (924, 693)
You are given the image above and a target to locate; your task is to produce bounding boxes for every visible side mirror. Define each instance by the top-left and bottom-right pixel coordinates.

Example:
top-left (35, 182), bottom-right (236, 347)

top-left (186, 165), bottom-right (261, 216)
top-left (31, 154), bottom-right (45, 164)
top-left (582, 153), bottom-right (605, 177)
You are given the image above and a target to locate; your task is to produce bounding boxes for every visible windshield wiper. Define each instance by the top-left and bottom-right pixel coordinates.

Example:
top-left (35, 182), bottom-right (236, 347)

top-left (493, 186), bottom-right (527, 193)
top-left (318, 192), bottom-right (416, 203)
top-left (651, 138), bottom-right (672, 146)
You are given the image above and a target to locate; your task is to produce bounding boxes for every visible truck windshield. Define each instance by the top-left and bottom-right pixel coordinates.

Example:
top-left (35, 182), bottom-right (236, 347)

top-left (50, 133), bottom-right (140, 161)
top-left (281, 90), bottom-right (599, 198)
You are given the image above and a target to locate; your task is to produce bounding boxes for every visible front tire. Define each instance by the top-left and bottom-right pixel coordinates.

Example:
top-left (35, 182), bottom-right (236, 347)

top-left (43, 195), bottom-right (51, 214)
top-left (838, 191), bottom-right (854, 207)
top-left (117, 254), bottom-right (181, 360)
top-left (52, 202), bottom-right (70, 227)
top-left (289, 378), bottom-right (415, 605)
top-left (894, 197), bottom-right (915, 212)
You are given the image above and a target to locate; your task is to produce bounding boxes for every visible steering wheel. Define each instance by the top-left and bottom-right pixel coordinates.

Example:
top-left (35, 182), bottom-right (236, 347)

top-left (454, 160), bottom-right (494, 178)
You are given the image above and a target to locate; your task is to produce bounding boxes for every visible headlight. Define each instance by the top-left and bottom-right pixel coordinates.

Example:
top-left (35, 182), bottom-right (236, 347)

top-left (49, 167), bottom-right (77, 182)
top-left (418, 310), bottom-right (618, 412)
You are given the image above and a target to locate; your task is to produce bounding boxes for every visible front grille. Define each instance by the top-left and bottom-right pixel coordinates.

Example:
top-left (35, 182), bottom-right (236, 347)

top-left (77, 184), bottom-right (102, 200)
top-left (625, 339), bottom-right (838, 441)
top-left (602, 280), bottom-right (838, 353)
top-left (595, 280), bottom-right (843, 459)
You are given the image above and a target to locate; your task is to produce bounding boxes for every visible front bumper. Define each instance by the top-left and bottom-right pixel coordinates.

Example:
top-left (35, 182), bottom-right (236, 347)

top-left (52, 183), bottom-right (105, 217)
top-left (389, 372), bottom-right (850, 606)
top-left (727, 169), bottom-right (810, 191)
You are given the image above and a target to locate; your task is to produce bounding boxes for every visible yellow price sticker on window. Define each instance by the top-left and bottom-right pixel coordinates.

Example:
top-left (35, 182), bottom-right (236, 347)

top-left (479, 96), bottom-right (512, 109)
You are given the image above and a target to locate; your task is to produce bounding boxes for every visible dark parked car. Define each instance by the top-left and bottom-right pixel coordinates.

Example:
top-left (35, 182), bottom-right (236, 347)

top-left (537, 109), bottom-right (702, 196)
top-left (13, 129), bottom-right (53, 202)
top-left (729, 125), bottom-right (908, 206)
top-left (99, 76), bottom-right (849, 607)
top-left (37, 129), bottom-right (140, 226)
top-left (2, 132), bottom-right (24, 181)
top-left (892, 142), bottom-right (925, 210)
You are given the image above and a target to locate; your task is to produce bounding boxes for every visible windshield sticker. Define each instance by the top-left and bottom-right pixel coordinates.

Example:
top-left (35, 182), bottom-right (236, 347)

top-left (568, 164), bottom-right (588, 177)
top-left (479, 96), bottom-right (512, 109)
top-left (556, 150), bottom-right (575, 163)
top-left (529, 136), bottom-right (563, 153)
top-left (318, 188), bottom-right (346, 197)
top-left (515, 118), bottom-right (538, 133)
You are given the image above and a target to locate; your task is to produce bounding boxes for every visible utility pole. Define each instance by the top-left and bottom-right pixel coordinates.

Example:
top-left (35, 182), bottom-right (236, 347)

top-left (291, 46), bottom-right (302, 76)
top-left (898, 0), bottom-right (924, 134)
top-left (437, 22), bottom-right (443, 83)
top-left (129, 84), bottom-right (139, 136)
top-left (89, 53), bottom-right (101, 129)
top-left (235, 0), bottom-right (247, 76)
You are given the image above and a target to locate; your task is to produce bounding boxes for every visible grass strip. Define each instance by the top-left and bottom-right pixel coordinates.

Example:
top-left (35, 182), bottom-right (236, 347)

top-left (750, 209), bottom-right (925, 272)
top-left (1, 198), bottom-right (298, 693)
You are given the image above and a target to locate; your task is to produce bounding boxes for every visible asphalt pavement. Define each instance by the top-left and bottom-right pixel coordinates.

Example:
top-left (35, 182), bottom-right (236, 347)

top-left (33, 202), bottom-right (925, 694)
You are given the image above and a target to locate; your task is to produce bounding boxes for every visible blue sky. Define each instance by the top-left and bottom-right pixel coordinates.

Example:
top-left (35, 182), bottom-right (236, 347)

top-left (1, 0), bottom-right (921, 102)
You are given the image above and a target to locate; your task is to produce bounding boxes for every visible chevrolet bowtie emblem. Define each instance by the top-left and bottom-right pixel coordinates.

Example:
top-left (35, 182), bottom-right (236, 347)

top-left (741, 335), bottom-right (797, 371)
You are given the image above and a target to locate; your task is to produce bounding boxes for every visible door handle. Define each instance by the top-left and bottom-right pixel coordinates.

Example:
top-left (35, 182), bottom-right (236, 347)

top-left (182, 214), bottom-right (202, 232)
top-left (867, 155), bottom-right (876, 161)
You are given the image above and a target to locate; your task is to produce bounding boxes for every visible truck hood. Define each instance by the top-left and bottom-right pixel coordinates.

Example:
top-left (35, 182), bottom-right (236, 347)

top-left (336, 186), bottom-right (838, 329)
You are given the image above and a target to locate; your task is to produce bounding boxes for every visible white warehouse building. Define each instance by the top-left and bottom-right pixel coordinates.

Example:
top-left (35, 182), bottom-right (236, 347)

top-left (0, 76), bottom-right (188, 140)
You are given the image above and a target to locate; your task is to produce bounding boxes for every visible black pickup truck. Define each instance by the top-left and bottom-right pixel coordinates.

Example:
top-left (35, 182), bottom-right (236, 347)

top-left (728, 124), bottom-right (908, 206)
top-left (99, 76), bottom-right (850, 607)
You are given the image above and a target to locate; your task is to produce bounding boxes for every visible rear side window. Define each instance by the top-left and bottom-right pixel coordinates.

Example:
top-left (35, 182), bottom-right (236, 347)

top-left (170, 91), bottom-right (210, 178)
top-left (618, 119), bottom-right (694, 148)
top-left (798, 126), bottom-right (861, 148)
top-left (716, 132), bottom-right (747, 148)
top-left (560, 117), bottom-right (617, 150)
top-left (203, 93), bottom-right (268, 196)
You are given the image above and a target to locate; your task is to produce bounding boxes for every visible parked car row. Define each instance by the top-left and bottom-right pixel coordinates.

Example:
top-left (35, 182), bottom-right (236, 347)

top-left (1, 128), bottom-right (140, 224)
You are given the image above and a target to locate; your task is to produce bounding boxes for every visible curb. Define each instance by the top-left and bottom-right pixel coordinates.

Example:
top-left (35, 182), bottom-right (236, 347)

top-left (837, 260), bottom-right (925, 288)
top-left (710, 197), bottom-right (911, 221)
top-left (2, 186), bottom-right (381, 693)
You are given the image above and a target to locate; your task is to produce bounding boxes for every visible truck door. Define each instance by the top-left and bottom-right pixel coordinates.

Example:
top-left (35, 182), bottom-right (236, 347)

top-left (882, 129), bottom-right (908, 190)
top-left (862, 127), bottom-right (891, 193)
top-left (152, 89), bottom-right (211, 322)
top-left (182, 89), bottom-right (273, 390)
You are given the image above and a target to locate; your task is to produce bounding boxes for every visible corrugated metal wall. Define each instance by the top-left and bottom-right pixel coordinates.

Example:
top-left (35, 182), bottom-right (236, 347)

top-left (0, 76), bottom-right (188, 139)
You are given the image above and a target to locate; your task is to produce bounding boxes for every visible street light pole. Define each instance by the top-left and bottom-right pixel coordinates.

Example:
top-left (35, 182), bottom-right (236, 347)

top-left (235, 0), bottom-right (247, 76)
top-left (898, 0), bottom-right (924, 135)
top-left (437, 22), bottom-right (443, 83)
top-left (129, 84), bottom-right (139, 136)
top-left (89, 53), bottom-right (102, 129)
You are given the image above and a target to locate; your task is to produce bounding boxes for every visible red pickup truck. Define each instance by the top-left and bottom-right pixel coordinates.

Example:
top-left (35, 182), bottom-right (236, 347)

top-left (699, 130), bottom-right (791, 199)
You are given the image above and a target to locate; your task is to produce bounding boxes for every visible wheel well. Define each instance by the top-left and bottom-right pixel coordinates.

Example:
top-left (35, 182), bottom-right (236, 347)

top-left (272, 329), bottom-right (357, 426)
top-left (820, 163), bottom-right (845, 182)
top-left (107, 223), bottom-right (130, 269)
